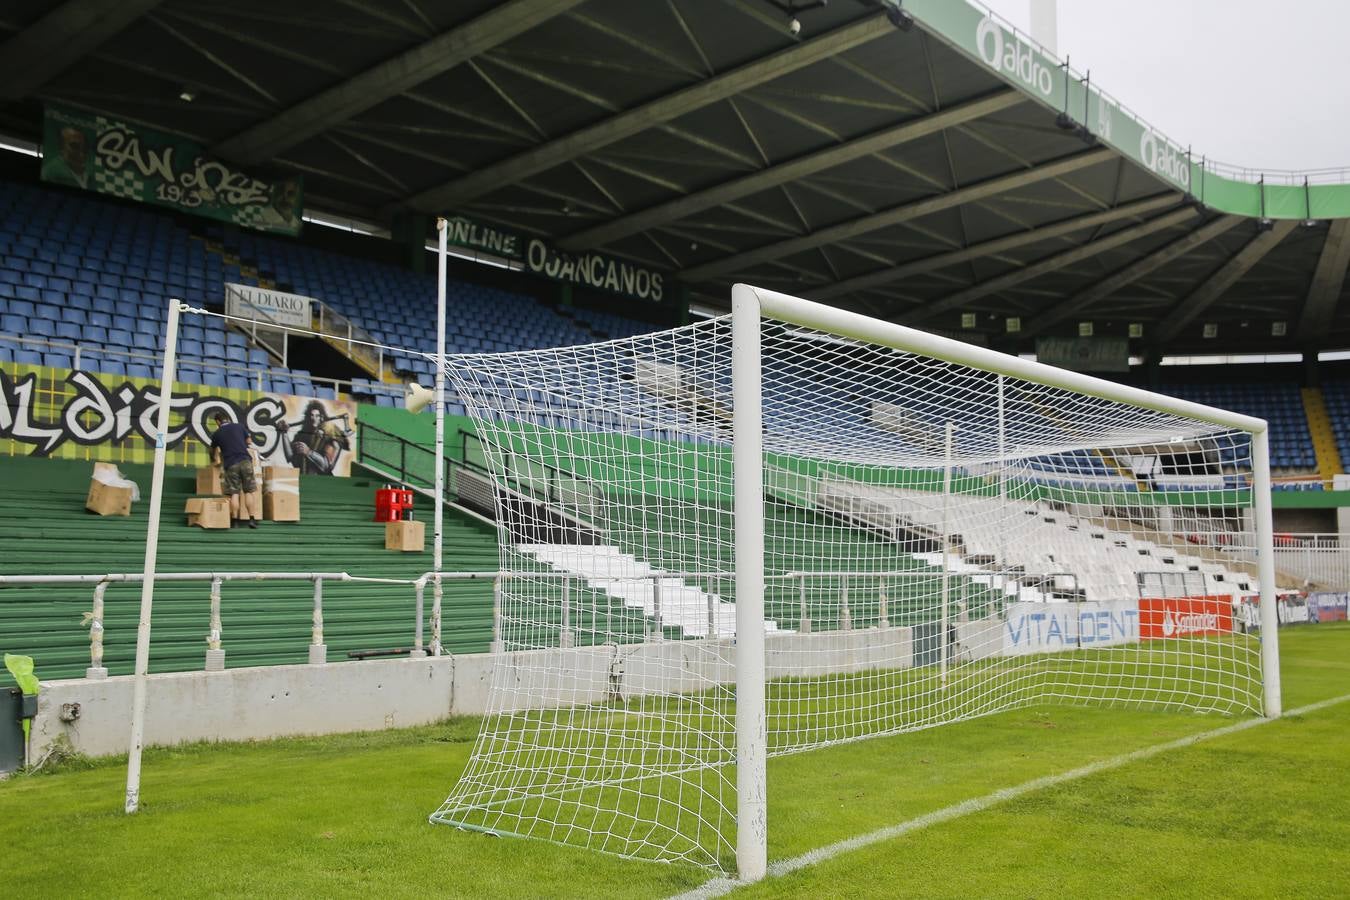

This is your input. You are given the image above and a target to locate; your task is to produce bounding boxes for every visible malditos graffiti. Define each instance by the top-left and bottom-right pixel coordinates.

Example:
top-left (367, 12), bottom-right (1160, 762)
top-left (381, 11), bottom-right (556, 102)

top-left (0, 367), bottom-right (357, 475)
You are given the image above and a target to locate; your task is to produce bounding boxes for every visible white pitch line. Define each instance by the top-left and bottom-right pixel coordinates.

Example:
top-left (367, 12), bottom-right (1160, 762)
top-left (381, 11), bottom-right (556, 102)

top-left (673, 693), bottom-right (1350, 900)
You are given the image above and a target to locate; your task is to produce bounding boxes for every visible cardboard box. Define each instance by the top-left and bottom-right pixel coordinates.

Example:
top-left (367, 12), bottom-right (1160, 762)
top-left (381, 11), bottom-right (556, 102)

top-left (385, 520), bottom-right (425, 552)
top-left (263, 491), bottom-right (300, 522)
top-left (262, 464), bottom-right (300, 522)
top-left (196, 465), bottom-right (223, 496)
top-left (86, 479), bottom-right (133, 516)
top-left (262, 465), bottom-right (300, 487)
top-left (185, 497), bottom-right (231, 529)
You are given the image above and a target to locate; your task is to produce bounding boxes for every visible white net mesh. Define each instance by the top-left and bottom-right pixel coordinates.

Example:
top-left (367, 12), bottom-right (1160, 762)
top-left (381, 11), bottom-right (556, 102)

top-left (429, 309), bottom-right (1269, 872)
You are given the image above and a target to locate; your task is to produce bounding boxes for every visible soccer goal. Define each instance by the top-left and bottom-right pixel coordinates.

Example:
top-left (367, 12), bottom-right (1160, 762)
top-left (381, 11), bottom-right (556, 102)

top-left (430, 283), bottom-right (1280, 880)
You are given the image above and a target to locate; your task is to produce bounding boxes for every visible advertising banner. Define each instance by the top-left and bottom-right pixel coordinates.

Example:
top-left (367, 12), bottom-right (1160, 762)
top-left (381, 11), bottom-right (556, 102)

top-left (1139, 597), bottom-right (1234, 640)
top-left (443, 215), bottom-right (666, 303)
top-left (0, 361), bottom-right (356, 476)
top-left (1034, 336), bottom-right (1130, 373)
top-left (1308, 592), bottom-right (1348, 622)
top-left (897, 1), bottom-right (1192, 195)
top-left (41, 103), bottom-right (303, 236)
top-left (1002, 600), bottom-right (1140, 656)
top-left (225, 283), bottom-right (313, 330)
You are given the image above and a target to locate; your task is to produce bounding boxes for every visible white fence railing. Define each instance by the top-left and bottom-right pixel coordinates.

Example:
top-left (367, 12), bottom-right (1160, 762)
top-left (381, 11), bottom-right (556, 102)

top-left (0, 331), bottom-right (402, 400)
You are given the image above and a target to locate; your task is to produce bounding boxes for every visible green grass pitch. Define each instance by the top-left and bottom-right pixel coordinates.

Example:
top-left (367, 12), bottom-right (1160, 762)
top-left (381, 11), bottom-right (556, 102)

top-left (2, 624), bottom-right (1347, 898)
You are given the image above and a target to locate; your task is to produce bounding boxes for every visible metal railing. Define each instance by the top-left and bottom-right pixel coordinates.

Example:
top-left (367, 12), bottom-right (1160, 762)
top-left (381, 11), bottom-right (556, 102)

top-left (0, 571), bottom-right (435, 678)
top-left (0, 331), bottom-right (352, 398)
top-left (3, 554), bottom-right (1226, 683)
top-left (957, 0), bottom-right (1350, 188)
top-left (314, 302), bottom-right (390, 381)
top-left (357, 420), bottom-right (451, 493)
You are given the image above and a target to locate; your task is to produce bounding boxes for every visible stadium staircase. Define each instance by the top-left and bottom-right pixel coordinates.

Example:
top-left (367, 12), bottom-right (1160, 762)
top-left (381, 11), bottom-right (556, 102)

top-left (1301, 387), bottom-right (1342, 483)
top-left (0, 456), bottom-right (501, 680)
top-left (612, 498), bottom-right (1006, 632)
top-left (520, 543), bottom-right (759, 638)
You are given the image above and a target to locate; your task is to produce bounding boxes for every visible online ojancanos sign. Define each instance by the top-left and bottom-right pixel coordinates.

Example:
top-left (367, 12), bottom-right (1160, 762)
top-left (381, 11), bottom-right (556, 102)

top-left (40, 103), bottom-right (304, 235)
top-left (443, 215), bottom-right (666, 303)
top-left (1139, 597), bottom-right (1234, 640)
top-left (896, 0), bottom-right (1194, 194)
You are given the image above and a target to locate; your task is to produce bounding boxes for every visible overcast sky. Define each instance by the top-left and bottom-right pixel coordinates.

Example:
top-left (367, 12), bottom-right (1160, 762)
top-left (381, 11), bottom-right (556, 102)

top-left (977, 0), bottom-right (1350, 173)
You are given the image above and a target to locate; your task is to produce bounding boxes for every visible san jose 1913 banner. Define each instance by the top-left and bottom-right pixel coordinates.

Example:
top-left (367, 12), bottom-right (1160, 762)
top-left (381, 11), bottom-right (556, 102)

top-left (41, 103), bottom-right (304, 236)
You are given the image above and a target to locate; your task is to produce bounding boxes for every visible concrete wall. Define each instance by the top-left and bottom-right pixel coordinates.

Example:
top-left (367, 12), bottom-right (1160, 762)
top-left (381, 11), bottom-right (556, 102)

top-left (29, 627), bottom-right (915, 759)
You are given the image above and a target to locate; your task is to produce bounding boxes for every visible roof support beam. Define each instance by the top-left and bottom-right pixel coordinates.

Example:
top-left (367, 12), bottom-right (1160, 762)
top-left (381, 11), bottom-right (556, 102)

top-left (557, 89), bottom-right (1023, 251)
top-left (1017, 214), bottom-right (1245, 339)
top-left (403, 14), bottom-right (894, 212)
top-left (681, 147), bottom-right (1115, 282)
top-left (0, 0), bottom-right (164, 100)
top-left (1153, 220), bottom-right (1298, 344)
top-left (1295, 219), bottom-right (1350, 341)
top-left (214, 0), bottom-right (587, 164)
top-left (896, 204), bottom-right (1199, 326)
top-left (805, 194), bottom-right (1180, 302)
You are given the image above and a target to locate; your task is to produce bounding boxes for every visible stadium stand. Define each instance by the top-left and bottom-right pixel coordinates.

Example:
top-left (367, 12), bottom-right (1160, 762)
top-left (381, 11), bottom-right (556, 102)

top-left (0, 456), bottom-right (500, 680)
top-left (1319, 379), bottom-right (1350, 471)
top-left (1158, 381), bottom-right (1318, 478)
top-left (0, 178), bottom-right (660, 405)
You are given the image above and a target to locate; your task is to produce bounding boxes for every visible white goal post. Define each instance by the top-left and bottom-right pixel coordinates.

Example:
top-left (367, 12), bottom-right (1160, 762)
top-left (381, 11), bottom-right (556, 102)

top-left (431, 282), bottom-right (1281, 882)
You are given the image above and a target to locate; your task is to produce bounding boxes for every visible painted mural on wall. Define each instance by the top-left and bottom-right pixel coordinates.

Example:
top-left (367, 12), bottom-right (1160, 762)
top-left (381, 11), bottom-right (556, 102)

top-left (0, 362), bottom-right (357, 476)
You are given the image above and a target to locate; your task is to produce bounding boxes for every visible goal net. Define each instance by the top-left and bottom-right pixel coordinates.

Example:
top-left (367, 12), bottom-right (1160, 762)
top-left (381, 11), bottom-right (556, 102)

top-left (429, 285), bottom-right (1278, 877)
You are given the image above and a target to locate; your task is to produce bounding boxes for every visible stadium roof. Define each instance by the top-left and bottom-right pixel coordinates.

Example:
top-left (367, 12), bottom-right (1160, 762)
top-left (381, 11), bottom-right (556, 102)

top-left (1, 0), bottom-right (1348, 356)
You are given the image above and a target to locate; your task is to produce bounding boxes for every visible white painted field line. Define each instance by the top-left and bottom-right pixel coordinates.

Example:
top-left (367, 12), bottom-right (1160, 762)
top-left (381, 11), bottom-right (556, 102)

top-left (676, 693), bottom-right (1350, 900)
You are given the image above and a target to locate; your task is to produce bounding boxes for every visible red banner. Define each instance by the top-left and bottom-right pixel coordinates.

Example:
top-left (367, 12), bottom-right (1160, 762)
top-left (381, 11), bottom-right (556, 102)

top-left (1139, 597), bottom-right (1234, 640)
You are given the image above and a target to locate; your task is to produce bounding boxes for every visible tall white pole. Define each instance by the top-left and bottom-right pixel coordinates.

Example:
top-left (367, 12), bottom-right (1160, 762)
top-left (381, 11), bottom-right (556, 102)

top-left (997, 376), bottom-right (1007, 598)
top-left (940, 421), bottom-right (955, 688)
top-left (731, 284), bottom-right (766, 883)
top-left (1030, 0), bottom-right (1059, 56)
top-left (432, 218), bottom-right (447, 656)
top-left (125, 297), bottom-right (182, 814)
top-left (1251, 428), bottom-right (1282, 717)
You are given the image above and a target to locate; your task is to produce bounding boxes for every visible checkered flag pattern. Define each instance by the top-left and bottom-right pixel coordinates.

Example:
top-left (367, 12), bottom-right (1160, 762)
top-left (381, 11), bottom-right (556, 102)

top-left (92, 166), bottom-right (143, 200)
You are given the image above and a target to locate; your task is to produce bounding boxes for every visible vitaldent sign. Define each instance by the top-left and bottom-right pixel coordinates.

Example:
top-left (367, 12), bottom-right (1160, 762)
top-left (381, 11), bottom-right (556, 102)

top-left (444, 215), bottom-right (665, 303)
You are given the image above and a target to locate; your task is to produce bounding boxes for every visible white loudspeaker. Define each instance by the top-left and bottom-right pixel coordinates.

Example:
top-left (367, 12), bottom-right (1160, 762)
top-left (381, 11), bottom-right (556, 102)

top-left (404, 382), bottom-right (434, 413)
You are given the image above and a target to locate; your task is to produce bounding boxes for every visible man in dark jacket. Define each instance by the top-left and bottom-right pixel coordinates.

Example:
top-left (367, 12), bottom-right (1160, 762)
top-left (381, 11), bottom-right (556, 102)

top-left (210, 412), bottom-right (259, 528)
